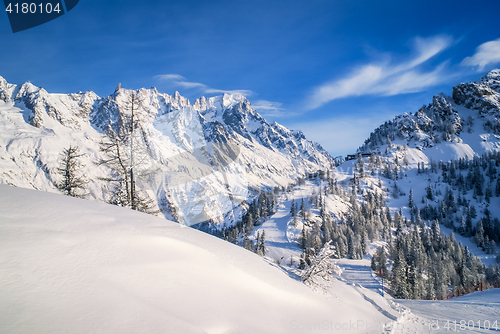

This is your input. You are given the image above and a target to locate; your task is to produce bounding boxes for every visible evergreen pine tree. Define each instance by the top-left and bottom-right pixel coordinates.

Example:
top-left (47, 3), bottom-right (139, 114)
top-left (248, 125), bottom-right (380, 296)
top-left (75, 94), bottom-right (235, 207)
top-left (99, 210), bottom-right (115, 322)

top-left (458, 214), bottom-right (466, 235)
top-left (391, 249), bottom-right (409, 299)
top-left (426, 272), bottom-right (436, 300)
top-left (371, 247), bottom-right (387, 276)
top-left (301, 225), bottom-right (308, 250)
top-left (245, 213), bottom-right (254, 235)
top-left (360, 232), bottom-right (367, 255)
top-left (347, 230), bottom-right (356, 259)
top-left (257, 230), bottom-right (266, 256)
top-left (322, 214), bottom-right (332, 243)
top-left (474, 220), bottom-right (485, 248)
top-left (290, 199), bottom-right (296, 216)
top-left (300, 198), bottom-right (306, 221)
top-left (408, 188), bottom-right (414, 209)
top-left (426, 184), bottom-right (434, 201)
top-left (485, 187), bottom-right (492, 203)
top-left (469, 205), bottom-right (477, 218)
top-left (243, 236), bottom-right (253, 251)
top-left (431, 220), bottom-right (441, 243)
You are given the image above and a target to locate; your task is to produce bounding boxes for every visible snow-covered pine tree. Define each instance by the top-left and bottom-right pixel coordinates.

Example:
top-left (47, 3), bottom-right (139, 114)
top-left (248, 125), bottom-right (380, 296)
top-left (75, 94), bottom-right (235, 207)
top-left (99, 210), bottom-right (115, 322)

top-left (408, 188), bottom-right (414, 209)
top-left (370, 246), bottom-right (387, 277)
top-left (290, 199), bottom-right (297, 217)
top-left (301, 241), bottom-right (340, 289)
top-left (474, 220), bottom-right (485, 248)
top-left (426, 184), bottom-right (434, 200)
top-left (245, 213), bottom-right (254, 235)
top-left (300, 198), bottom-right (306, 221)
top-left (257, 230), bottom-right (266, 256)
top-left (242, 235), bottom-right (253, 251)
top-left (391, 249), bottom-right (409, 299)
top-left (347, 229), bottom-right (357, 259)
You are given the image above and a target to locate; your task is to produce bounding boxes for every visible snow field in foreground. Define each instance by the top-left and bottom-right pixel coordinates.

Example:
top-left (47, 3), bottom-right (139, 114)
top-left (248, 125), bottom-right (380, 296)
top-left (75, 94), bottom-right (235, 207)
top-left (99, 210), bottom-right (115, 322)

top-left (0, 185), bottom-right (397, 334)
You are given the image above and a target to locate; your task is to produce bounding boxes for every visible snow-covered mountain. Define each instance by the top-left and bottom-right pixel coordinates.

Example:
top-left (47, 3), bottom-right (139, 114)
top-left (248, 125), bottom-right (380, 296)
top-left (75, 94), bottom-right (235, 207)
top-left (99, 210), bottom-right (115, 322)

top-left (0, 75), bottom-right (333, 227)
top-left (340, 70), bottom-right (500, 282)
top-left (358, 69), bottom-right (500, 162)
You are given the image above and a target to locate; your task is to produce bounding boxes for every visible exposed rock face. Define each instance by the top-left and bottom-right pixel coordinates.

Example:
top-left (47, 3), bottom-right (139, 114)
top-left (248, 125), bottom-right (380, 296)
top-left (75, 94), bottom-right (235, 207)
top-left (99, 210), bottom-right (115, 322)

top-left (0, 76), bottom-right (333, 227)
top-left (359, 69), bottom-right (500, 154)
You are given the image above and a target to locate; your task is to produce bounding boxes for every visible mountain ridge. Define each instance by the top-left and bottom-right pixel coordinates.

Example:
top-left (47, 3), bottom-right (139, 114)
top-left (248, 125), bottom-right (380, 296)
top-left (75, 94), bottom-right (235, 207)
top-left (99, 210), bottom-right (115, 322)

top-left (0, 75), bottom-right (333, 227)
top-left (358, 69), bottom-right (500, 162)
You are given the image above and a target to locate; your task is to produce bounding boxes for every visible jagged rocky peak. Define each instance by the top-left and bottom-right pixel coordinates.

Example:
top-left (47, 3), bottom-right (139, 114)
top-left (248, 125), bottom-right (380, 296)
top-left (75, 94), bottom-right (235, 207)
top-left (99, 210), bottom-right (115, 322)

top-left (452, 69), bottom-right (500, 114)
top-left (429, 93), bottom-right (455, 115)
top-left (0, 76), bottom-right (17, 102)
top-left (221, 92), bottom-right (246, 107)
top-left (0, 75), bottom-right (8, 91)
top-left (193, 93), bottom-right (247, 113)
top-left (478, 69), bottom-right (500, 91)
top-left (359, 69), bottom-right (500, 155)
top-left (171, 90), bottom-right (190, 107)
top-left (192, 95), bottom-right (207, 110)
top-left (79, 90), bottom-right (100, 105)
top-left (0, 74), bottom-right (333, 169)
top-left (15, 81), bottom-right (40, 99)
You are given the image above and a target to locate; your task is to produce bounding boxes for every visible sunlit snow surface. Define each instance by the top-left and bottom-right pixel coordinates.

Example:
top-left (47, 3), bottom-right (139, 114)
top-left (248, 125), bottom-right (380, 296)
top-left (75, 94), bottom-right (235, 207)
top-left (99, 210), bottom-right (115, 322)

top-left (396, 290), bottom-right (500, 333)
top-left (1, 185), bottom-right (399, 334)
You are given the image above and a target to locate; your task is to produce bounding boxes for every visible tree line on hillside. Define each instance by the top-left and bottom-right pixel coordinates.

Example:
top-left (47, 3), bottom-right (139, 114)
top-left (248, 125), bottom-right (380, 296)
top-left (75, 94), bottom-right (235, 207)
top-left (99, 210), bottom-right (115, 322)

top-left (297, 162), bottom-right (499, 300)
top-left (414, 152), bottom-right (500, 255)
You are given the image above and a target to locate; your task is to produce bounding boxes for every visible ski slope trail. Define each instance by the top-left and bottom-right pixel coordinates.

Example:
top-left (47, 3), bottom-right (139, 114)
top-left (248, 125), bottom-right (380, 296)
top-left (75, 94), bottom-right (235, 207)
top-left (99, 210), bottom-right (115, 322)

top-left (337, 258), bottom-right (384, 294)
top-left (256, 201), bottom-right (303, 264)
top-left (337, 258), bottom-right (399, 322)
top-left (394, 289), bottom-right (500, 333)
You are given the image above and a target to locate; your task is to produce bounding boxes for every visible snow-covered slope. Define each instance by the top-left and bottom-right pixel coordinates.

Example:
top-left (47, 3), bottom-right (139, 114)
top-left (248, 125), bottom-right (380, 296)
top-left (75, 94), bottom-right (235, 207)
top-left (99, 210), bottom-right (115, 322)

top-left (358, 69), bottom-right (500, 163)
top-left (396, 289), bottom-right (500, 333)
top-left (0, 76), bottom-right (333, 226)
top-left (0, 184), bottom-right (395, 334)
top-left (342, 71), bottom-right (500, 266)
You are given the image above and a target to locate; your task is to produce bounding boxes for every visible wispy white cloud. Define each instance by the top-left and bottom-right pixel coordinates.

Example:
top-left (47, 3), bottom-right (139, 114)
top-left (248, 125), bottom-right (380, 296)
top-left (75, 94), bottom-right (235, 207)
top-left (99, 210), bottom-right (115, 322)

top-left (154, 74), bottom-right (252, 96)
top-left (204, 88), bottom-right (253, 96)
top-left (461, 38), bottom-right (500, 71)
top-left (252, 100), bottom-right (289, 117)
top-left (305, 35), bottom-right (453, 110)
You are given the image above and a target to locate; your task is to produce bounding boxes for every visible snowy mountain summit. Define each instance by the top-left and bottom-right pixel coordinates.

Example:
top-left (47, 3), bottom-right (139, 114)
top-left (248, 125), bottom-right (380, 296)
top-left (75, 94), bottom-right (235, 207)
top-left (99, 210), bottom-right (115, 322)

top-left (359, 69), bottom-right (500, 161)
top-left (0, 76), bottom-right (332, 226)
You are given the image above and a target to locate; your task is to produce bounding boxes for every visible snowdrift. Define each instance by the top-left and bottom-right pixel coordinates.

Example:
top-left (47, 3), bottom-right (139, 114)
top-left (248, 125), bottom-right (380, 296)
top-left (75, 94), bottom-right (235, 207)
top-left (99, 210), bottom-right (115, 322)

top-left (0, 185), bottom-right (395, 334)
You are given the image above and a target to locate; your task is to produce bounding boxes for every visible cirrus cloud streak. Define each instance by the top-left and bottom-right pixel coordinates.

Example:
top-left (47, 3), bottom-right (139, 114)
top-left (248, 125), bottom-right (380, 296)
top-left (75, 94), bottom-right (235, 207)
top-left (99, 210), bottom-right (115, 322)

top-left (305, 35), bottom-right (453, 110)
top-left (154, 74), bottom-right (253, 96)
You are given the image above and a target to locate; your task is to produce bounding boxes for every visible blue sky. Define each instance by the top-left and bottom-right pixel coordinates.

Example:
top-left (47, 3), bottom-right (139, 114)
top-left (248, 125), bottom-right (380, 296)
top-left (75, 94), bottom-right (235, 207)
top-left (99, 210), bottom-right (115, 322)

top-left (1, 0), bottom-right (500, 156)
